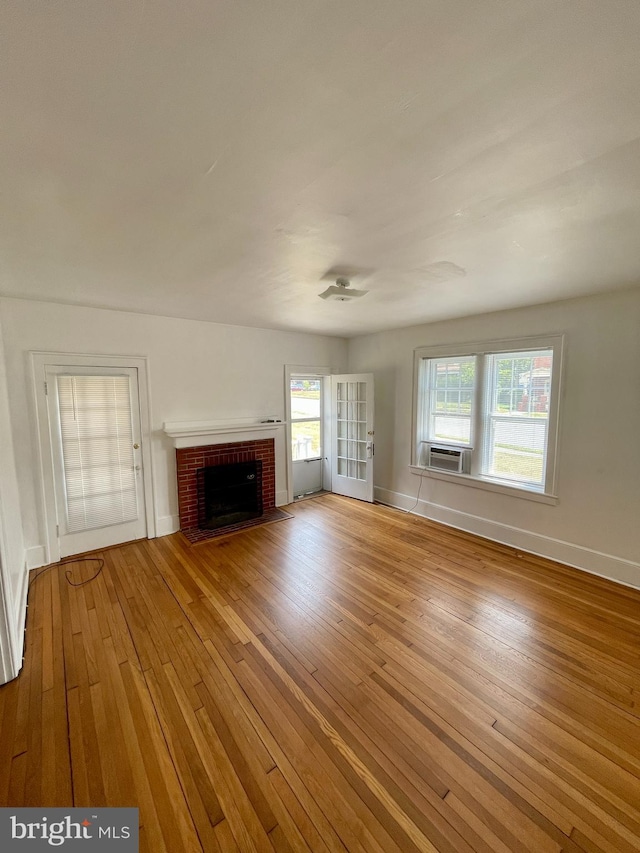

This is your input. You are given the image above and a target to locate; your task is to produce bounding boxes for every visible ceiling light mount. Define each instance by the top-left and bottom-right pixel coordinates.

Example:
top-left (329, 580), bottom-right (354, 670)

top-left (318, 276), bottom-right (369, 302)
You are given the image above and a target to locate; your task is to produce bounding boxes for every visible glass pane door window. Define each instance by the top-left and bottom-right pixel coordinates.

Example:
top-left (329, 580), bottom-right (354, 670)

top-left (290, 378), bottom-right (322, 460)
top-left (330, 373), bottom-right (374, 503)
top-left (336, 380), bottom-right (368, 481)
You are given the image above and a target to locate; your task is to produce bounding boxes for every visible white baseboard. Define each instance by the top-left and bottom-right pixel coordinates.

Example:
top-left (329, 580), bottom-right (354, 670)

top-left (276, 490), bottom-right (289, 507)
top-left (375, 486), bottom-right (640, 591)
top-left (26, 545), bottom-right (47, 570)
top-left (155, 515), bottom-right (180, 537)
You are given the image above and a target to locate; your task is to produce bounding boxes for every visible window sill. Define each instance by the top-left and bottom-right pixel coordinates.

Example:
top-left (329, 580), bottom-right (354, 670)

top-left (408, 465), bottom-right (559, 505)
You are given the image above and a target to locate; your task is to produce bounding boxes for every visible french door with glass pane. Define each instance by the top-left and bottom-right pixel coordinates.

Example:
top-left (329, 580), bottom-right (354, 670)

top-left (331, 374), bottom-right (374, 502)
top-left (45, 366), bottom-right (147, 557)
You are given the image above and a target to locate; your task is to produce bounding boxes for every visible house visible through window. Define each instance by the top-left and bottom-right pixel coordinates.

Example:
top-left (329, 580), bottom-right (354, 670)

top-left (482, 351), bottom-right (552, 487)
top-left (414, 337), bottom-right (562, 496)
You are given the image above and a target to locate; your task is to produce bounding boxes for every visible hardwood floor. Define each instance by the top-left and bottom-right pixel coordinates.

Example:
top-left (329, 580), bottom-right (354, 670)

top-left (1, 494), bottom-right (639, 852)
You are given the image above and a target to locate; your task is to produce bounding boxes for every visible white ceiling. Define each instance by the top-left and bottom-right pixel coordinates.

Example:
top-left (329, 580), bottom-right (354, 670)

top-left (2, 1), bottom-right (640, 336)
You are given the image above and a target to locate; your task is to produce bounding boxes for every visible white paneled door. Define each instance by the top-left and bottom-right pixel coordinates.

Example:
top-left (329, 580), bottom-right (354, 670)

top-left (45, 366), bottom-right (147, 557)
top-left (331, 374), bottom-right (374, 502)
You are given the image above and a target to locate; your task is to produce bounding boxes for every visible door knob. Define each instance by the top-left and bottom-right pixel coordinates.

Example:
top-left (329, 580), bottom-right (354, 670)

top-left (133, 443), bottom-right (140, 449)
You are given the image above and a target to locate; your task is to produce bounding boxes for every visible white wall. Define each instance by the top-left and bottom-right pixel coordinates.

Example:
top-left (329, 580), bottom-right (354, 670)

top-left (348, 288), bottom-right (640, 588)
top-left (0, 317), bottom-right (28, 682)
top-left (1, 289), bottom-right (638, 596)
top-left (0, 298), bottom-right (347, 564)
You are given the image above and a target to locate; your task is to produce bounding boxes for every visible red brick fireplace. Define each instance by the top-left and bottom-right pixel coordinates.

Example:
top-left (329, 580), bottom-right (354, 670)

top-left (176, 438), bottom-right (276, 535)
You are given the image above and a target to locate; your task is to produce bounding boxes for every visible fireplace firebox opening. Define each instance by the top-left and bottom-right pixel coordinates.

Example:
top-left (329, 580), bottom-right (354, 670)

top-left (197, 460), bottom-right (263, 530)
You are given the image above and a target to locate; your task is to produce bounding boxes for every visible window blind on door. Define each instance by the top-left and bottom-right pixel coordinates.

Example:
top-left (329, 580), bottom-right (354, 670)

top-left (56, 375), bottom-right (138, 532)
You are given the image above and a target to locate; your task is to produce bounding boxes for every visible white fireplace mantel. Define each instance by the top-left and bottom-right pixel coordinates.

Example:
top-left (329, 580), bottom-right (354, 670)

top-left (163, 419), bottom-right (285, 449)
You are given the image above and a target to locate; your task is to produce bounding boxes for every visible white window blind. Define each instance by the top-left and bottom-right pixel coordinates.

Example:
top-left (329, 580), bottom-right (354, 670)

top-left (56, 375), bottom-right (138, 532)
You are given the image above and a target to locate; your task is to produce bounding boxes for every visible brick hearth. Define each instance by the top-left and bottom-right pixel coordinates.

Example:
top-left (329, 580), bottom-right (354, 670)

top-left (176, 439), bottom-right (275, 532)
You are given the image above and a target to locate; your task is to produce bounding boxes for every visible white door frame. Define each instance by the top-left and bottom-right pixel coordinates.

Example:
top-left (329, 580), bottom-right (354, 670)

top-left (31, 352), bottom-right (157, 564)
top-left (331, 373), bottom-right (375, 502)
top-left (284, 364), bottom-right (335, 505)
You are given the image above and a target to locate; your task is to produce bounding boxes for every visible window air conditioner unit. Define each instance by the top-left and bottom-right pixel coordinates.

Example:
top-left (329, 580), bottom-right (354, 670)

top-left (426, 445), bottom-right (467, 473)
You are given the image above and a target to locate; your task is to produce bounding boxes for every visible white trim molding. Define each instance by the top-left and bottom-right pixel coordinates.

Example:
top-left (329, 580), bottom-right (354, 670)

top-left (412, 333), bottom-right (564, 501)
top-left (0, 548), bottom-right (28, 685)
top-left (163, 419), bottom-right (285, 449)
top-left (156, 515), bottom-right (180, 537)
top-left (0, 564), bottom-right (17, 684)
top-left (284, 364), bottom-right (335, 504)
top-left (30, 352), bottom-right (157, 563)
top-left (26, 545), bottom-right (47, 570)
top-left (408, 465), bottom-right (559, 505)
top-left (375, 485), bottom-right (640, 591)
top-left (11, 559), bottom-right (28, 672)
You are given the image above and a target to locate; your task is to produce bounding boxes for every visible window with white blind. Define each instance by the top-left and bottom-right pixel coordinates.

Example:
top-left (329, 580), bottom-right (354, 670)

top-left (56, 374), bottom-right (139, 531)
top-left (413, 336), bottom-right (562, 498)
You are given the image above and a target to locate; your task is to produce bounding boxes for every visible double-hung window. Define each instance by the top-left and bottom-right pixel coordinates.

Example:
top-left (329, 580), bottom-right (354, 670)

top-left (413, 336), bottom-right (562, 499)
top-left (424, 355), bottom-right (476, 447)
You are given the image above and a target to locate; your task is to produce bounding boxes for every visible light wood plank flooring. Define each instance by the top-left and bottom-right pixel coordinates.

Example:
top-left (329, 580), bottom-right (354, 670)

top-left (1, 494), bottom-right (639, 852)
